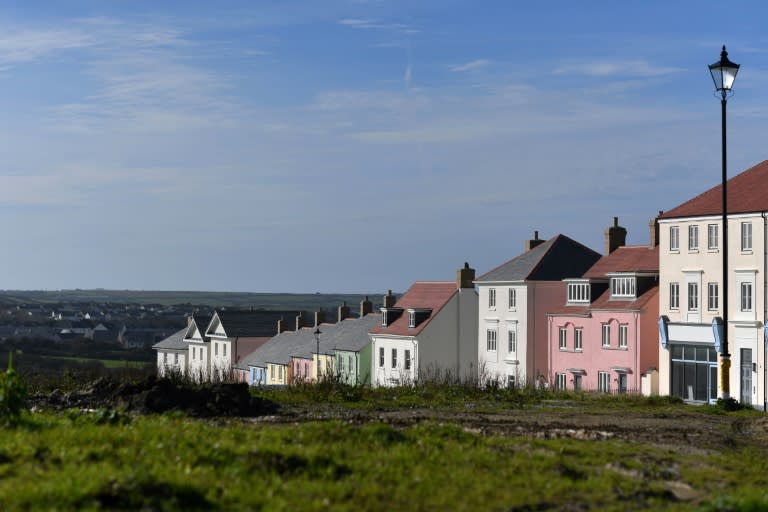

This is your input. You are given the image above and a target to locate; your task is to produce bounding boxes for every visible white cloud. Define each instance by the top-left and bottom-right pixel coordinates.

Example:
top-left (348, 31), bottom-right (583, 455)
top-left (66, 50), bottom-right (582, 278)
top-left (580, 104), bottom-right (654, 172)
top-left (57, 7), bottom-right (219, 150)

top-left (0, 28), bottom-right (91, 65)
top-left (553, 59), bottom-right (683, 77)
top-left (450, 59), bottom-right (491, 73)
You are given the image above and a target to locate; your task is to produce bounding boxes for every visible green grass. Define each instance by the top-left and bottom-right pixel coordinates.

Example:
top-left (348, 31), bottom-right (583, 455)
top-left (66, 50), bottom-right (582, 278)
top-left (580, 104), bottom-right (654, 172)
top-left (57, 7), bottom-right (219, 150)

top-left (0, 411), bottom-right (767, 511)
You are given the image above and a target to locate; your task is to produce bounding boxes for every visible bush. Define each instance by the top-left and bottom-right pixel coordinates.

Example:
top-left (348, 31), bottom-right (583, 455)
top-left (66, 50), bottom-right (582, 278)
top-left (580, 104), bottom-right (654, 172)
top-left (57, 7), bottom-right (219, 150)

top-left (0, 353), bottom-right (27, 425)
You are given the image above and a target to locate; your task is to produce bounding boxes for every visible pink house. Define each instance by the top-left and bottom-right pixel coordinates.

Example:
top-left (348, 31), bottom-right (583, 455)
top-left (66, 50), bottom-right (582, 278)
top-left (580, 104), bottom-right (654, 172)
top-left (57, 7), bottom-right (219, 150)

top-left (548, 219), bottom-right (660, 393)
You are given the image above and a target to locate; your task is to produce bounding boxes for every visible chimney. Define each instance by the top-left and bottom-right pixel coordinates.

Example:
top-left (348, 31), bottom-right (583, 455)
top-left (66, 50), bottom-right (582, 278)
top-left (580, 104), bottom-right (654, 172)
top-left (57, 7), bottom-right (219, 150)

top-left (295, 312), bottom-right (304, 331)
top-left (277, 318), bottom-right (289, 334)
top-left (337, 302), bottom-right (350, 322)
top-left (360, 296), bottom-right (373, 317)
top-left (648, 211), bottom-right (662, 249)
top-left (604, 217), bottom-right (627, 255)
top-left (456, 262), bottom-right (475, 288)
top-left (314, 310), bottom-right (325, 327)
top-left (525, 230), bottom-right (546, 251)
top-left (383, 290), bottom-right (397, 308)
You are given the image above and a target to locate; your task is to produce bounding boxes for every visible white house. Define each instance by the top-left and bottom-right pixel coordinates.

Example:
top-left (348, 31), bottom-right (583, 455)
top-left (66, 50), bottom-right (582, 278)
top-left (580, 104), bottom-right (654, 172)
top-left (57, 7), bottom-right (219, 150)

top-left (153, 327), bottom-right (188, 377)
top-left (185, 314), bottom-right (212, 382)
top-left (475, 232), bottom-right (602, 387)
top-left (658, 160), bottom-right (768, 407)
top-left (368, 264), bottom-right (478, 387)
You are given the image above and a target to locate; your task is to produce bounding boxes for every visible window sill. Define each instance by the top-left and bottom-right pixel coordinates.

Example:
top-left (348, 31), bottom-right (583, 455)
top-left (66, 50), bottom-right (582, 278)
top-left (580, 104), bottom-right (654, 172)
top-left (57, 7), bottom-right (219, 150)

top-left (741, 250), bottom-right (754, 255)
top-left (670, 249), bottom-right (680, 254)
top-left (707, 249), bottom-right (719, 253)
top-left (688, 249), bottom-right (699, 254)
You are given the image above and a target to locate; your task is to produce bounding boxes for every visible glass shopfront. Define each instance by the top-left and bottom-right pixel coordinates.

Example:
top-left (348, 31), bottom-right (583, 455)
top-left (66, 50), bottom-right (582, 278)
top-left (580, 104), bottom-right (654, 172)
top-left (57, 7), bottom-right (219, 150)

top-left (670, 344), bottom-right (718, 403)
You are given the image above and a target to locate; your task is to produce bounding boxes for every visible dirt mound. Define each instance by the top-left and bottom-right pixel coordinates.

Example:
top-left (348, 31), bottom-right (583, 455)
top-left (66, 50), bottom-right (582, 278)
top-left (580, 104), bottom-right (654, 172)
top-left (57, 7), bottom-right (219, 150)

top-left (31, 377), bottom-right (278, 417)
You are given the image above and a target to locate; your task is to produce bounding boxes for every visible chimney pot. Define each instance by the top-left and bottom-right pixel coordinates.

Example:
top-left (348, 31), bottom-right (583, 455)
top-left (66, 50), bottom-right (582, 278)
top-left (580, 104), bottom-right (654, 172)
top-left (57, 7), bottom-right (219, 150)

top-left (605, 217), bottom-right (627, 255)
top-left (525, 231), bottom-right (546, 251)
top-left (360, 296), bottom-right (373, 317)
top-left (337, 302), bottom-right (350, 322)
top-left (457, 262), bottom-right (476, 289)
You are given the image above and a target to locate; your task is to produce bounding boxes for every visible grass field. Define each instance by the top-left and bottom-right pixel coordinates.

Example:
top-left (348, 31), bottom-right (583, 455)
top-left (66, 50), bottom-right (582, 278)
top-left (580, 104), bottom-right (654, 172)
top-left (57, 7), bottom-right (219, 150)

top-left (2, 386), bottom-right (768, 511)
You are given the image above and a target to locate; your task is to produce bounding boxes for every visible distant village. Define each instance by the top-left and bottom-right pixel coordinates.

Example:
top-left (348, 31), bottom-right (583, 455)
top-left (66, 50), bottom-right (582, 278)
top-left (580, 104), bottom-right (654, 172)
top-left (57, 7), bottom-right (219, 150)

top-left (153, 160), bottom-right (768, 409)
top-left (0, 302), bottom-right (204, 349)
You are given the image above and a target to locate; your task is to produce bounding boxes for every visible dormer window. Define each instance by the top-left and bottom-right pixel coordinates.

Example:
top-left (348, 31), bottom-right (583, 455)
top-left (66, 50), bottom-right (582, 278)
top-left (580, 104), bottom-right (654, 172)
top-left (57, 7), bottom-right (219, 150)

top-left (380, 307), bottom-right (404, 327)
top-left (407, 308), bottom-right (432, 328)
top-left (611, 276), bottom-right (636, 298)
top-left (567, 281), bottom-right (590, 303)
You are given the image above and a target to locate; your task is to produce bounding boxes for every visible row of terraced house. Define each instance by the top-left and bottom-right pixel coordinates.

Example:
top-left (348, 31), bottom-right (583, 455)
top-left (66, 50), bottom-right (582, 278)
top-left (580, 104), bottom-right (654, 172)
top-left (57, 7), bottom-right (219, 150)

top-left (155, 160), bottom-right (768, 406)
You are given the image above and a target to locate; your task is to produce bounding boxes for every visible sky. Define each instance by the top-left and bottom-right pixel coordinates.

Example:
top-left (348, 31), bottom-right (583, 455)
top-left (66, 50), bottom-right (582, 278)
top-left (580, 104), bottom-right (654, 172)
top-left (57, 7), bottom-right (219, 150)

top-left (3, 1), bottom-right (768, 294)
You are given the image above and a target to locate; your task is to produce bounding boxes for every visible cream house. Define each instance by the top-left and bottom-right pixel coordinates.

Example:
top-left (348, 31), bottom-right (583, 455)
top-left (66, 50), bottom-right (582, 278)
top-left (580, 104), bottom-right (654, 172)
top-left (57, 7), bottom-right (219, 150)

top-left (658, 160), bottom-right (768, 407)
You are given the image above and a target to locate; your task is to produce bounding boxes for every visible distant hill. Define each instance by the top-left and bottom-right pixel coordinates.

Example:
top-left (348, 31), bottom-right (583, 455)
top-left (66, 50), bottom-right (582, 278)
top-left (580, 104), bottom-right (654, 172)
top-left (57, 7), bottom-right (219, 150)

top-left (0, 290), bottom-right (386, 315)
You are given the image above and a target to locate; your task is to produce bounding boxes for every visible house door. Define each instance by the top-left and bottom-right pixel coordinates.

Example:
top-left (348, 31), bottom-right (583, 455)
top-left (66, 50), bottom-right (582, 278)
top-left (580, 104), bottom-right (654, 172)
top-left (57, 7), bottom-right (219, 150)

top-left (741, 348), bottom-right (753, 406)
top-left (618, 374), bottom-right (627, 394)
top-left (572, 375), bottom-right (582, 391)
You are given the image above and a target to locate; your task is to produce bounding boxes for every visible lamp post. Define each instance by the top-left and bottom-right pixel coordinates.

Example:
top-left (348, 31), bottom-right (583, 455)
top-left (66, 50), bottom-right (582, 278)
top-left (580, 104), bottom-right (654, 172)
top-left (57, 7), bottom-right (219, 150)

top-left (314, 327), bottom-right (321, 382)
top-left (709, 45), bottom-right (740, 400)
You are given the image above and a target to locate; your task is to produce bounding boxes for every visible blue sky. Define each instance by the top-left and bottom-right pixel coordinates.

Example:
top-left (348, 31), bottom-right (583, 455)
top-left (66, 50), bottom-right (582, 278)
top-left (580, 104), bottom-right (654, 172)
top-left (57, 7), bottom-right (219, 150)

top-left (2, 1), bottom-right (768, 294)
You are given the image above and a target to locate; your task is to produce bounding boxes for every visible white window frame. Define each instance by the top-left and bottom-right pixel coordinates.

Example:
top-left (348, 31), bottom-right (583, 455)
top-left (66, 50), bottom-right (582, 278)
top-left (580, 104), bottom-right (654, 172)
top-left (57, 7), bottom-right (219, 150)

top-left (486, 329), bottom-right (497, 352)
top-left (618, 324), bottom-right (628, 349)
top-left (741, 282), bottom-right (753, 312)
top-left (404, 350), bottom-right (411, 370)
top-left (559, 327), bottom-right (567, 350)
top-left (601, 324), bottom-right (611, 347)
top-left (567, 282), bottom-right (590, 303)
top-left (742, 222), bottom-right (753, 251)
top-left (598, 371), bottom-right (611, 393)
top-left (408, 311), bottom-right (416, 328)
top-left (391, 348), bottom-right (397, 369)
top-left (670, 226), bottom-right (679, 251)
top-left (688, 225), bottom-right (699, 251)
top-left (379, 347), bottom-right (384, 368)
top-left (708, 224), bottom-right (718, 250)
top-left (611, 276), bottom-right (636, 298)
top-left (508, 329), bottom-right (517, 353)
top-left (555, 373), bottom-right (567, 390)
top-left (488, 288), bottom-right (496, 309)
top-left (574, 328), bottom-right (583, 352)
top-left (670, 282), bottom-right (680, 310)
top-left (708, 282), bottom-right (719, 311)
top-left (508, 288), bottom-right (516, 309)
top-left (688, 282), bottom-right (699, 311)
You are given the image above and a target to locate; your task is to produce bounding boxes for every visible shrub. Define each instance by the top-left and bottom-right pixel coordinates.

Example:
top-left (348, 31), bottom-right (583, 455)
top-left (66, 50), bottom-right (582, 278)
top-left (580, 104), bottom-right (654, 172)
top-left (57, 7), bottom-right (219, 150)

top-left (0, 353), bottom-right (27, 425)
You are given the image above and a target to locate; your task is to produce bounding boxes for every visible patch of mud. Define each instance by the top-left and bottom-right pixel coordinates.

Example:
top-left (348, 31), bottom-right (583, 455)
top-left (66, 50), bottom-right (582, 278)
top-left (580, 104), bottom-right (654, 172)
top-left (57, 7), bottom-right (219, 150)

top-left (30, 377), bottom-right (278, 417)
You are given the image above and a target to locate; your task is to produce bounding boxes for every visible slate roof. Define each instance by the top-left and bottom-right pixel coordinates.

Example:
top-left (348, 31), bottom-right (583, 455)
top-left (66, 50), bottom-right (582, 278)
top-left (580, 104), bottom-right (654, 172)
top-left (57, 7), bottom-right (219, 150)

top-left (475, 234), bottom-right (601, 283)
top-left (660, 160), bottom-right (768, 219)
top-left (236, 313), bottom-right (381, 369)
top-left (210, 310), bottom-right (302, 338)
top-left (583, 245), bottom-right (659, 279)
top-left (368, 282), bottom-right (457, 337)
top-left (152, 327), bottom-right (188, 351)
top-left (185, 314), bottom-right (212, 341)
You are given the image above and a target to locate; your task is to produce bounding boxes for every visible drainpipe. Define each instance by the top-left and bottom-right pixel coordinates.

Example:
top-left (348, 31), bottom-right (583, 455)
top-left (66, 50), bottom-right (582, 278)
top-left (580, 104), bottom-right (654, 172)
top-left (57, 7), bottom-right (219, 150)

top-left (763, 212), bottom-right (767, 411)
top-left (531, 283), bottom-right (536, 386)
top-left (634, 311), bottom-right (639, 393)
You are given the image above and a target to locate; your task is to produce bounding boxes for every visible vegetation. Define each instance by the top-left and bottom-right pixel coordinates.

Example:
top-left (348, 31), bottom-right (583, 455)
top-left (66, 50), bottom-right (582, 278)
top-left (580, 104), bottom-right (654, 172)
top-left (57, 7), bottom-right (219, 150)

top-left (0, 354), bottom-right (27, 425)
top-left (0, 408), bottom-right (766, 510)
top-left (2, 367), bottom-right (768, 510)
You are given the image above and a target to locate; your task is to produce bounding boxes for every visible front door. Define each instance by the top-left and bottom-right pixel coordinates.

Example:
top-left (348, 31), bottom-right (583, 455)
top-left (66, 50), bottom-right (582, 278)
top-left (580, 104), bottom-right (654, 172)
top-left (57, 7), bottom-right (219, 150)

top-left (741, 348), bottom-right (753, 405)
top-left (618, 373), bottom-right (627, 394)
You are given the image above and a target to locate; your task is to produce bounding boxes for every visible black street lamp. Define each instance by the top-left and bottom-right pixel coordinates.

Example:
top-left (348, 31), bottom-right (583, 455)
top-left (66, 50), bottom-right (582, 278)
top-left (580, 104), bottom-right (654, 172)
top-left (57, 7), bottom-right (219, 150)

top-left (314, 327), bottom-right (321, 382)
top-left (709, 45), bottom-right (740, 400)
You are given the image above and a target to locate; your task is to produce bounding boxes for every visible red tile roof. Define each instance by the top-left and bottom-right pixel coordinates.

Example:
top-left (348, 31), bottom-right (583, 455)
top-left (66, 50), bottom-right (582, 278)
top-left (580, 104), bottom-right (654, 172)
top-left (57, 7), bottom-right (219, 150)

top-left (660, 160), bottom-right (768, 219)
top-left (547, 286), bottom-right (658, 315)
top-left (583, 245), bottom-right (659, 279)
top-left (369, 281), bottom-right (457, 337)
top-left (589, 285), bottom-right (659, 311)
